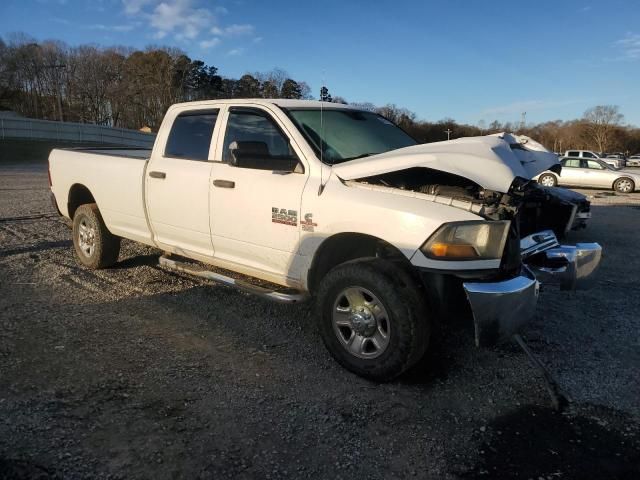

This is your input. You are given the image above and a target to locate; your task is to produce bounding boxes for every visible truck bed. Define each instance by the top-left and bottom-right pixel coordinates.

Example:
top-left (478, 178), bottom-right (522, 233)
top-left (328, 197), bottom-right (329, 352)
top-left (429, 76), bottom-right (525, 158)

top-left (49, 147), bottom-right (154, 246)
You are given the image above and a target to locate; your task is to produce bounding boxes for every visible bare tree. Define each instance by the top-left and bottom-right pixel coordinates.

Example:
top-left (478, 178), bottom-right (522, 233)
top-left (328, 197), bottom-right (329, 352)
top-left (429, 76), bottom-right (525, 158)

top-left (582, 105), bottom-right (624, 153)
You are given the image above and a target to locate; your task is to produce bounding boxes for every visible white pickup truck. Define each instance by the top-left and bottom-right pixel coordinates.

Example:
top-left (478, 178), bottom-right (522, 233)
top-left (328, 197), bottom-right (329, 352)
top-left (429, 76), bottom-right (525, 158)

top-left (49, 99), bottom-right (601, 381)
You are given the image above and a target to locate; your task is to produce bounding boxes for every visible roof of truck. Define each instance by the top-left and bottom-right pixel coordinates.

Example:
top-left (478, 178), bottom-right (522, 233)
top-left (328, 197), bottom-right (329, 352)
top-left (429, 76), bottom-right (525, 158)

top-left (170, 99), bottom-right (361, 110)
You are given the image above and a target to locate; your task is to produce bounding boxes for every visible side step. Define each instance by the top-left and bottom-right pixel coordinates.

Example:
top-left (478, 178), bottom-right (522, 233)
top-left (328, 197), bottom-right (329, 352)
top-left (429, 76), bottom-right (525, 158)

top-left (158, 255), bottom-right (309, 304)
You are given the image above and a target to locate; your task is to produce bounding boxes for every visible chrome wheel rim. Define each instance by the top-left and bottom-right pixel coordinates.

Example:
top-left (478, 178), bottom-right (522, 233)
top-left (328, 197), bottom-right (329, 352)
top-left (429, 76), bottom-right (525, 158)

top-left (332, 287), bottom-right (390, 359)
top-left (540, 175), bottom-right (555, 187)
top-left (78, 217), bottom-right (96, 258)
top-left (617, 179), bottom-right (632, 193)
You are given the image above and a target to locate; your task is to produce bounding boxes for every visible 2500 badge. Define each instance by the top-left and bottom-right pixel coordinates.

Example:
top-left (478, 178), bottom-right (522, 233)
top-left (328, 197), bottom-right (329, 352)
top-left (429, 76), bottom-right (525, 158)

top-left (272, 208), bottom-right (297, 226)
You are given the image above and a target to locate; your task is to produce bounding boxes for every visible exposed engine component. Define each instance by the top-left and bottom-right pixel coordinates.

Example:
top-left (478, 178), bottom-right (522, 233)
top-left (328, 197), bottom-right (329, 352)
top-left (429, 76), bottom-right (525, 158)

top-left (353, 167), bottom-right (591, 242)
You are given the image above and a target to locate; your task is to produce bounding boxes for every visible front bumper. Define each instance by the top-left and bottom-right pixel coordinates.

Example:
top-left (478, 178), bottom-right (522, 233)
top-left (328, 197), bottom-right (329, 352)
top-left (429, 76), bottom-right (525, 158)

top-left (463, 266), bottom-right (539, 347)
top-left (462, 230), bottom-right (602, 347)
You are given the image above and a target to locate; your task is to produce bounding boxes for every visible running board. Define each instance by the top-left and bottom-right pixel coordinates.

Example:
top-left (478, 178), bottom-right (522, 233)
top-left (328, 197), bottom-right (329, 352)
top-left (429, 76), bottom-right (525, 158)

top-left (158, 256), bottom-right (309, 304)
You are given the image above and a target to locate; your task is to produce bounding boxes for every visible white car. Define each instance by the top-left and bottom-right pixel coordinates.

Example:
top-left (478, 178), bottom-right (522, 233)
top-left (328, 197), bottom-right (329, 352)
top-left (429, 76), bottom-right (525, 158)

top-left (536, 157), bottom-right (640, 193)
top-left (627, 155), bottom-right (640, 167)
top-left (48, 99), bottom-right (602, 381)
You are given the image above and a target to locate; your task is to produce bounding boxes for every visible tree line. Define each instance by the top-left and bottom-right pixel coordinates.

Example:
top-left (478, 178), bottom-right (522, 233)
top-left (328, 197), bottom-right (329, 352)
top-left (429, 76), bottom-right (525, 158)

top-left (1, 34), bottom-right (639, 154)
top-left (0, 34), bottom-right (311, 130)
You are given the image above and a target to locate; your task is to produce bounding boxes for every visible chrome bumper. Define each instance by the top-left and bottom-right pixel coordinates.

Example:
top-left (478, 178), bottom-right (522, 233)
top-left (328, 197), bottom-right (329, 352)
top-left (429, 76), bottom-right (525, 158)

top-left (520, 230), bottom-right (602, 291)
top-left (463, 267), bottom-right (539, 347)
top-left (462, 230), bottom-right (602, 347)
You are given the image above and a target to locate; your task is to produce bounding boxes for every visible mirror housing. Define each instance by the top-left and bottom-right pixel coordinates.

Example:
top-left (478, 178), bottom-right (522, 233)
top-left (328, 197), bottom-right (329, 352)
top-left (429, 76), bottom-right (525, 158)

top-left (229, 141), bottom-right (299, 172)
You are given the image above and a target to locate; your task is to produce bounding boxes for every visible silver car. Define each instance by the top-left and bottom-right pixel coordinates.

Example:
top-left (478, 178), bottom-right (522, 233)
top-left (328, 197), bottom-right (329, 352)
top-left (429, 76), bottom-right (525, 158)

top-left (627, 155), bottom-right (640, 167)
top-left (536, 158), bottom-right (640, 193)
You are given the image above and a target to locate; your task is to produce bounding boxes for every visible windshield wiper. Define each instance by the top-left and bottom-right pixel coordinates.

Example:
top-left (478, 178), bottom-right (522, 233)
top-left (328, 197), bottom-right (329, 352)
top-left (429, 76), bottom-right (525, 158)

top-left (340, 152), bottom-right (380, 162)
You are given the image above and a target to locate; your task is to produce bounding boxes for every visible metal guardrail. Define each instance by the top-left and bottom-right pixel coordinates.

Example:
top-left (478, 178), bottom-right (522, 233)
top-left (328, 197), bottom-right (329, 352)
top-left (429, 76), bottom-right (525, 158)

top-left (0, 116), bottom-right (156, 148)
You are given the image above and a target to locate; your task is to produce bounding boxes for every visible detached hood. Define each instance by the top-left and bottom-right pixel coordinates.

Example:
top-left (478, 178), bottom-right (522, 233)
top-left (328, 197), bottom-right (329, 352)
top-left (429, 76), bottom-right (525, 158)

top-left (333, 133), bottom-right (559, 193)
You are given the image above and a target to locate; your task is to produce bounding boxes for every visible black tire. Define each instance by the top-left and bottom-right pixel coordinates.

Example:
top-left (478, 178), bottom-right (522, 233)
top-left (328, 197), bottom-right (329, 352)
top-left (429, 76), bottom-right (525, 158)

top-left (72, 203), bottom-right (121, 269)
top-left (613, 177), bottom-right (635, 194)
top-left (538, 173), bottom-right (557, 187)
top-left (315, 258), bottom-right (430, 381)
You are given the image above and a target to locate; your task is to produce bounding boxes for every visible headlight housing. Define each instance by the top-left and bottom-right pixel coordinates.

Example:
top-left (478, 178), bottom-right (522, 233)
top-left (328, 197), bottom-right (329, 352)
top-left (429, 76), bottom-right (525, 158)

top-left (421, 220), bottom-right (510, 261)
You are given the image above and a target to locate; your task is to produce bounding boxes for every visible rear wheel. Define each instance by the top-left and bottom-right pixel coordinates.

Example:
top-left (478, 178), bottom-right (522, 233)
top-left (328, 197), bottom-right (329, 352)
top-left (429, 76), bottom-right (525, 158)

top-left (538, 173), bottom-right (557, 187)
top-left (316, 258), bottom-right (430, 381)
top-left (72, 203), bottom-right (121, 269)
top-left (614, 177), bottom-right (634, 193)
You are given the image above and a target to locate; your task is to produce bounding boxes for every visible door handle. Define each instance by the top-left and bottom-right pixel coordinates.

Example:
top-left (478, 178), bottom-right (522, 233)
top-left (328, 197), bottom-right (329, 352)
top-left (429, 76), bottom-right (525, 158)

top-left (149, 171), bottom-right (166, 179)
top-left (213, 179), bottom-right (235, 188)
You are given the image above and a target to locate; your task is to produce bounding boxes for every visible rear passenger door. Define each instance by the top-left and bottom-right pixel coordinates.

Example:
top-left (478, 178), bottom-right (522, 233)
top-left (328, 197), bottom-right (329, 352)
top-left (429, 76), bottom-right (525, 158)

top-left (145, 108), bottom-right (220, 257)
top-left (559, 158), bottom-right (584, 186)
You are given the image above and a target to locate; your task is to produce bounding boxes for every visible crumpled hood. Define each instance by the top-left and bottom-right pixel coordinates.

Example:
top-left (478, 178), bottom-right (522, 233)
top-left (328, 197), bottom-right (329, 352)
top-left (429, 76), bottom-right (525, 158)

top-left (333, 133), bottom-right (559, 193)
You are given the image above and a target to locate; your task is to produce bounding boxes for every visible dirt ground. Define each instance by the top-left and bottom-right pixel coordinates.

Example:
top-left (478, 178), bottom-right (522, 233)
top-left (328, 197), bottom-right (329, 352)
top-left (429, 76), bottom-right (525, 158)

top-left (1, 159), bottom-right (639, 479)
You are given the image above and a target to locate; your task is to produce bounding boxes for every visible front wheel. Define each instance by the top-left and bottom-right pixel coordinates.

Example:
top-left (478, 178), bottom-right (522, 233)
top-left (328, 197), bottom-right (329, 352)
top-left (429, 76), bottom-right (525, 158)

top-left (614, 177), bottom-right (634, 193)
top-left (72, 203), bottom-right (121, 269)
top-left (315, 258), bottom-right (430, 381)
top-left (538, 173), bottom-right (557, 187)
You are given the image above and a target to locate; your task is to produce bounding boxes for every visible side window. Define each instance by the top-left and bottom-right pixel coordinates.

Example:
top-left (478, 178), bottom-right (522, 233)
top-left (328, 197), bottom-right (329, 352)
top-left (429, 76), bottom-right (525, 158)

top-left (567, 151), bottom-right (579, 157)
top-left (562, 159), bottom-right (581, 168)
top-left (583, 152), bottom-right (595, 158)
top-left (222, 109), bottom-right (299, 171)
top-left (586, 160), bottom-right (604, 170)
top-left (164, 109), bottom-right (219, 161)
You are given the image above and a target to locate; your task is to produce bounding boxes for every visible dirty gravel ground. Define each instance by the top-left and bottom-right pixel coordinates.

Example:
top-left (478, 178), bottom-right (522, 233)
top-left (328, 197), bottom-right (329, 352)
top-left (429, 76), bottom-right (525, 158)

top-left (1, 160), bottom-right (639, 479)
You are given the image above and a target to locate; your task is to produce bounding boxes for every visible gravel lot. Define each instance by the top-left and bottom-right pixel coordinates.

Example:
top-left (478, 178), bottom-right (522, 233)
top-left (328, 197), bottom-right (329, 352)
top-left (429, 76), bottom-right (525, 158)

top-left (1, 159), bottom-right (639, 479)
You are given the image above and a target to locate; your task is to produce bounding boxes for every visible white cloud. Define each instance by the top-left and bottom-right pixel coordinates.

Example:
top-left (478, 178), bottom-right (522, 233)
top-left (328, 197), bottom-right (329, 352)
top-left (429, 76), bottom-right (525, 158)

top-left (615, 33), bottom-right (640, 60)
top-left (200, 38), bottom-right (221, 49)
top-left (227, 47), bottom-right (245, 56)
top-left (253, 36), bottom-right (263, 43)
top-left (120, 1), bottom-right (260, 45)
top-left (86, 24), bottom-right (136, 32)
top-left (149, 0), bottom-right (213, 40)
top-left (122, 0), bottom-right (153, 14)
top-left (210, 23), bottom-right (254, 36)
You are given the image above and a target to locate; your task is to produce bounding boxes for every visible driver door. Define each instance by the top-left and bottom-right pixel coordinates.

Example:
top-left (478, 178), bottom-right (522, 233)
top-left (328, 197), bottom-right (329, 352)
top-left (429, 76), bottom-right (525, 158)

top-left (209, 106), bottom-right (308, 282)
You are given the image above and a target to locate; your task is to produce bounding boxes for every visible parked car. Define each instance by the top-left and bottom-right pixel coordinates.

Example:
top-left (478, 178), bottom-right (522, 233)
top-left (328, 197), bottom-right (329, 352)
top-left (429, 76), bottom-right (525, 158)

top-left (626, 154), bottom-right (640, 167)
top-left (562, 150), bottom-right (624, 169)
top-left (48, 100), bottom-right (602, 381)
top-left (536, 157), bottom-right (640, 193)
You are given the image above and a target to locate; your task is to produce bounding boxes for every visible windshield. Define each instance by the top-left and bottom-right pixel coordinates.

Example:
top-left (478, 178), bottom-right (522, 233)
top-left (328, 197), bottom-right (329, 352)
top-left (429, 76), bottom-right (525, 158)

top-left (285, 108), bottom-right (417, 165)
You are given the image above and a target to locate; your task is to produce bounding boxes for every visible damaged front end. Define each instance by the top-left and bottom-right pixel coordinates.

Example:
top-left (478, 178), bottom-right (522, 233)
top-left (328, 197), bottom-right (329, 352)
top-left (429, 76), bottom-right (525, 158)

top-left (344, 167), bottom-right (601, 348)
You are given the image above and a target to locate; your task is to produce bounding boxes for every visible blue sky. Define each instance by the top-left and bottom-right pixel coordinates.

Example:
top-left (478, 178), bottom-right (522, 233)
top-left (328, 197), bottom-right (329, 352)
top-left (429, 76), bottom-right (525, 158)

top-left (2, 0), bottom-right (640, 126)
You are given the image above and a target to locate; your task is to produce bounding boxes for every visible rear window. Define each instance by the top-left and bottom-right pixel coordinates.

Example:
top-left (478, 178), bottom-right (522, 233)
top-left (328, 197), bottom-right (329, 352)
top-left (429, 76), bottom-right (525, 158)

top-left (165, 109), bottom-right (219, 160)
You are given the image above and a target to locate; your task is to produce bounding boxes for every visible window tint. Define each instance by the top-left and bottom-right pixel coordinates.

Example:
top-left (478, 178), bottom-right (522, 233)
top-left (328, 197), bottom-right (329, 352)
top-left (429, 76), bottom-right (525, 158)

top-left (582, 152), bottom-right (596, 158)
top-left (222, 109), bottom-right (295, 169)
top-left (165, 109), bottom-right (218, 160)
top-left (563, 159), bottom-right (581, 168)
top-left (586, 160), bottom-right (604, 170)
top-left (567, 151), bottom-right (580, 157)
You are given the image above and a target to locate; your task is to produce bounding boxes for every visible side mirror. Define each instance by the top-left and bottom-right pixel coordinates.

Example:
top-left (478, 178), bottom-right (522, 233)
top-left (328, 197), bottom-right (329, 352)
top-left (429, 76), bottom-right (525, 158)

top-left (229, 141), bottom-right (300, 172)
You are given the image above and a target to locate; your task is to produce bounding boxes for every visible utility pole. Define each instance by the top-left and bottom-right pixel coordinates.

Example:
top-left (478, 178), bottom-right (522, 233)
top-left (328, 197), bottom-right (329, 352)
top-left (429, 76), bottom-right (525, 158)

top-left (519, 111), bottom-right (527, 131)
top-left (444, 128), bottom-right (452, 141)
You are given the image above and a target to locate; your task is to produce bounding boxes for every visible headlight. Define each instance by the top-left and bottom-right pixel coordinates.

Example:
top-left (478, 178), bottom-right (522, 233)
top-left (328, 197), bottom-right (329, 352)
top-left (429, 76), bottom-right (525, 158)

top-left (421, 220), bottom-right (510, 261)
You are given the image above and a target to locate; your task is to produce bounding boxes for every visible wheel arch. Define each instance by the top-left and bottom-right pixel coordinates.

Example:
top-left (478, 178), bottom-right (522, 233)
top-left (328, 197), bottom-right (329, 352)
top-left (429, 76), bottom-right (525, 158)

top-left (613, 176), bottom-right (636, 191)
top-left (68, 183), bottom-right (96, 219)
top-left (539, 171), bottom-right (559, 184)
top-left (306, 232), bottom-right (415, 295)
